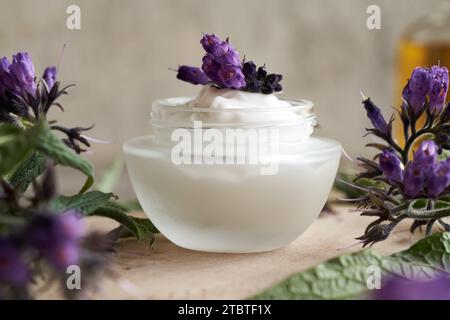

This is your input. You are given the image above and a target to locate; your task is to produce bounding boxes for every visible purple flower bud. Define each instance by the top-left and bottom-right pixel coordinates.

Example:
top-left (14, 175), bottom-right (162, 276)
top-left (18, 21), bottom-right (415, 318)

top-left (0, 237), bottom-right (29, 287)
top-left (212, 42), bottom-right (241, 66)
top-left (28, 212), bottom-right (84, 270)
top-left (43, 66), bottom-right (57, 90)
top-left (373, 275), bottom-right (450, 300)
top-left (0, 57), bottom-right (16, 95)
top-left (218, 65), bottom-right (246, 89)
top-left (0, 57), bottom-right (9, 73)
top-left (404, 162), bottom-right (425, 198)
top-left (379, 149), bottom-right (403, 183)
top-left (429, 66), bottom-right (449, 114)
top-left (413, 140), bottom-right (438, 167)
top-left (242, 61), bottom-right (257, 78)
top-left (176, 65), bottom-right (209, 85)
top-left (427, 161), bottom-right (450, 197)
top-left (200, 34), bottom-right (221, 54)
top-left (362, 98), bottom-right (390, 135)
top-left (402, 67), bottom-right (431, 115)
top-left (201, 54), bottom-right (222, 84)
top-left (9, 52), bottom-right (37, 97)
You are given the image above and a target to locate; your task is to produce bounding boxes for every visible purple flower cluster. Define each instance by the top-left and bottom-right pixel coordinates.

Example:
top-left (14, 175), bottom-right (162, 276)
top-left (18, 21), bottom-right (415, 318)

top-left (0, 52), bottom-right (57, 99)
top-left (177, 34), bottom-right (245, 89)
top-left (403, 66), bottom-right (449, 115)
top-left (0, 212), bottom-right (84, 289)
top-left (373, 275), bottom-right (450, 300)
top-left (379, 140), bottom-right (450, 198)
top-left (176, 34), bottom-right (283, 94)
top-left (356, 65), bottom-right (450, 246)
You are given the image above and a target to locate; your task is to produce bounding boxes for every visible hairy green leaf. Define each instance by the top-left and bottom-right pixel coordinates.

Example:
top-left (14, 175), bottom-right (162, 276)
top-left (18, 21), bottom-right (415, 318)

top-left (0, 124), bottom-right (33, 177)
top-left (90, 206), bottom-right (141, 238)
top-left (51, 191), bottom-right (114, 214)
top-left (7, 152), bottom-right (47, 192)
top-left (252, 232), bottom-right (450, 300)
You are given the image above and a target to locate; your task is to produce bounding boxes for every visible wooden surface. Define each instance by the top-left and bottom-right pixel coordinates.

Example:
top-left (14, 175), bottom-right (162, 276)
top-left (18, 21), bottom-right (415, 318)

top-left (41, 205), bottom-right (424, 300)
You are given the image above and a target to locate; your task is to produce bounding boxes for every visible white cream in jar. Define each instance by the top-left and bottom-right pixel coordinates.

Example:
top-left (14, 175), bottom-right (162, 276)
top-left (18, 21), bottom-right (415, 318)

top-left (124, 86), bottom-right (341, 253)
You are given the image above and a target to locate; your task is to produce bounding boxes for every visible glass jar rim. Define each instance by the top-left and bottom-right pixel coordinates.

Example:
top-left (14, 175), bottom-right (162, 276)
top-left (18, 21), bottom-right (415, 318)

top-left (150, 97), bottom-right (316, 129)
top-left (152, 97), bottom-right (314, 113)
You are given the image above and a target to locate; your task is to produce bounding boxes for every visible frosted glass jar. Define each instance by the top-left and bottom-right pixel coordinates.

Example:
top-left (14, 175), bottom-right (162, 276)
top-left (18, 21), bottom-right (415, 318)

top-left (123, 98), bottom-right (341, 253)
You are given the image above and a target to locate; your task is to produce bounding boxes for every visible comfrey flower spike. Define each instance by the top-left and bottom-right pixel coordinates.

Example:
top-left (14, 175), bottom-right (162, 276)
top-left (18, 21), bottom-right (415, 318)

top-left (9, 52), bottom-right (37, 97)
top-left (429, 66), bottom-right (449, 114)
top-left (362, 97), bottom-right (390, 136)
top-left (356, 65), bottom-right (450, 246)
top-left (402, 67), bottom-right (431, 115)
top-left (175, 33), bottom-right (283, 94)
top-left (379, 149), bottom-right (403, 183)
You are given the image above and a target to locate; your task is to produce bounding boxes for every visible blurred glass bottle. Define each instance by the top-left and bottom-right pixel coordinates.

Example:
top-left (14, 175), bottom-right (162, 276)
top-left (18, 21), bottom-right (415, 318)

top-left (395, 2), bottom-right (450, 144)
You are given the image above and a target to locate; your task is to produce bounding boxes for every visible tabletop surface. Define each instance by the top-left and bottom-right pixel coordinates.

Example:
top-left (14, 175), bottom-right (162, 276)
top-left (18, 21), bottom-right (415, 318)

top-left (40, 206), bottom-right (424, 299)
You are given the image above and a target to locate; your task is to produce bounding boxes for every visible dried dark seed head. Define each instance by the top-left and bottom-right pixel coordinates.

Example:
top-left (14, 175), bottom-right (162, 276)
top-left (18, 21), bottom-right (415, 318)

top-left (356, 222), bottom-right (395, 247)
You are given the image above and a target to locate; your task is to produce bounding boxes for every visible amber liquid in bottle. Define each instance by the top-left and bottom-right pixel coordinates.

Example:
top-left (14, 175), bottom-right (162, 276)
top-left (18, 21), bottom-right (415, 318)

top-left (394, 3), bottom-right (450, 146)
top-left (395, 39), bottom-right (450, 145)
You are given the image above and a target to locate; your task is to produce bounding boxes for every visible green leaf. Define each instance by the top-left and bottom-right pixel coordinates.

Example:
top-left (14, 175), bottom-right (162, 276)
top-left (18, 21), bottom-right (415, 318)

top-left (90, 205), bottom-right (141, 238)
top-left (0, 124), bottom-right (33, 177)
top-left (106, 199), bottom-right (142, 213)
top-left (32, 121), bottom-right (94, 193)
top-left (51, 191), bottom-right (114, 214)
top-left (96, 158), bottom-right (124, 193)
top-left (130, 216), bottom-right (159, 234)
top-left (7, 152), bottom-right (47, 192)
top-left (252, 232), bottom-right (450, 300)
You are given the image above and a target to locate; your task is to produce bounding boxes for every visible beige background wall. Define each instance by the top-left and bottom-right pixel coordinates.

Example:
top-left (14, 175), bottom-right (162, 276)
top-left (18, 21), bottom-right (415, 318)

top-left (0, 0), bottom-right (442, 196)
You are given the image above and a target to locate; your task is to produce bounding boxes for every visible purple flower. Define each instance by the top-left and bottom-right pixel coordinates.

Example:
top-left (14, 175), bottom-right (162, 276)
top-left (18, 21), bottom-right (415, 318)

top-left (402, 67), bottom-right (431, 115)
top-left (0, 238), bottom-right (29, 287)
top-left (362, 98), bottom-right (390, 135)
top-left (427, 161), bottom-right (450, 197)
top-left (201, 54), bottom-right (222, 84)
top-left (9, 52), bottom-right (37, 97)
top-left (28, 211), bottom-right (84, 270)
top-left (379, 149), bottom-right (403, 183)
top-left (0, 57), bottom-right (16, 95)
top-left (42, 66), bottom-right (57, 90)
top-left (218, 65), bottom-right (246, 89)
top-left (176, 65), bottom-right (209, 85)
top-left (429, 66), bottom-right (449, 114)
top-left (200, 34), bottom-right (221, 54)
top-left (413, 140), bottom-right (438, 167)
top-left (404, 162), bottom-right (425, 198)
top-left (212, 42), bottom-right (241, 66)
top-left (373, 275), bottom-right (450, 300)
